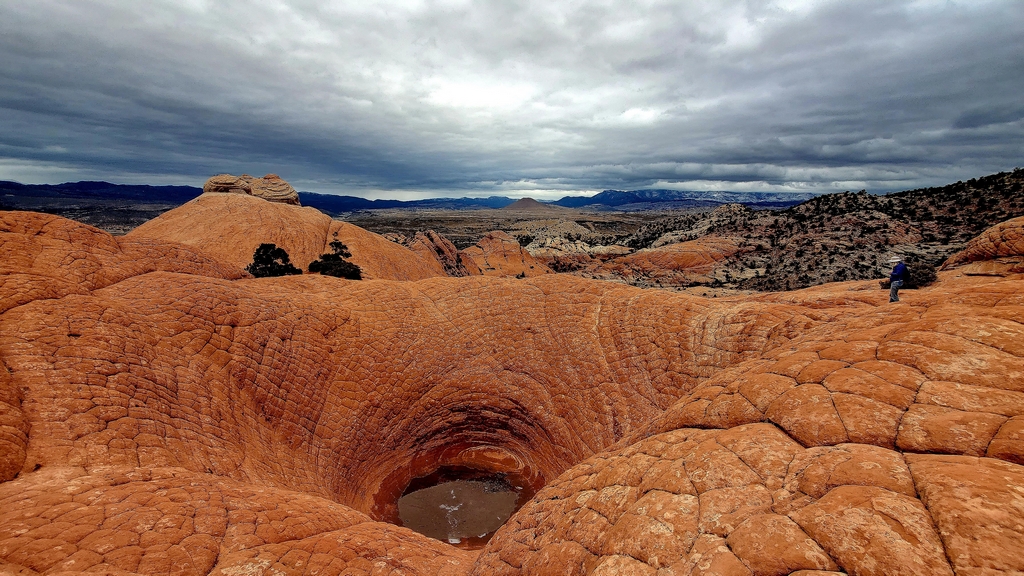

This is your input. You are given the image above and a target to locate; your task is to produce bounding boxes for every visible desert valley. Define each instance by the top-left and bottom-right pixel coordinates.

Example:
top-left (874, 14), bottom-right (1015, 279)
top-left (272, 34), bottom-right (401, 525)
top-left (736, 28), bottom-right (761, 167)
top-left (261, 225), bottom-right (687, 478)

top-left (1, 172), bottom-right (1023, 575)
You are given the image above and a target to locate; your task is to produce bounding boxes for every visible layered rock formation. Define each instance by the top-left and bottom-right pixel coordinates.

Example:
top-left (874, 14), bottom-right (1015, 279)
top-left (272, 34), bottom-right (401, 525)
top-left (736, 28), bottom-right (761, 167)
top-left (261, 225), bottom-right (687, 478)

top-left (527, 237), bottom-right (631, 260)
top-left (2, 202), bottom-right (1024, 575)
top-left (460, 231), bottom-right (552, 277)
top-left (203, 173), bottom-right (301, 205)
top-left (385, 230), bottom-right (476, 277)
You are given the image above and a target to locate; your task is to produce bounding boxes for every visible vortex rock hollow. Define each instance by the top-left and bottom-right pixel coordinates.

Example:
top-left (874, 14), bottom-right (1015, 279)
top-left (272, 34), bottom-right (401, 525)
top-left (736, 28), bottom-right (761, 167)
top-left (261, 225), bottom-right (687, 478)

top-left (1, 197), bottom-right (1023, 575)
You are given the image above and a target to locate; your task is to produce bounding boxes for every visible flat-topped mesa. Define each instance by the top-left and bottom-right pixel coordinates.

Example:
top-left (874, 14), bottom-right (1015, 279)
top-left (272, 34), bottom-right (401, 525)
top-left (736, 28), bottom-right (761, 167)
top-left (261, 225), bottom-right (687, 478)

top-left (203, 173), bottom-right (300, 205)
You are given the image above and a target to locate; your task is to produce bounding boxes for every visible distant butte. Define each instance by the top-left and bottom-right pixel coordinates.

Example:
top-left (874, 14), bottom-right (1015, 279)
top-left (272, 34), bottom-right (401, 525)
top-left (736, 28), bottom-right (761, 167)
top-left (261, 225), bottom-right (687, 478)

top-left (1, 174), bottom-right (1023, 575)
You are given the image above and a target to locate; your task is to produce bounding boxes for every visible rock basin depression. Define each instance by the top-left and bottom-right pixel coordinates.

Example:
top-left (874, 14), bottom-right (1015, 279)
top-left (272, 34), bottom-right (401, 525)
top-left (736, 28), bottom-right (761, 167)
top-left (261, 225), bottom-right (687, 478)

top-left (1, 179), bottom-right (1024, 575)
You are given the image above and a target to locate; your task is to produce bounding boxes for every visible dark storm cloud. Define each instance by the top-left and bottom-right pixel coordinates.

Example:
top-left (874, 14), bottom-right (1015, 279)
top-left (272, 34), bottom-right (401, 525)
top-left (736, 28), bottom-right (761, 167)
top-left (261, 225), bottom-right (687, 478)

top-left (0, 0), bottom-right (1021, 198)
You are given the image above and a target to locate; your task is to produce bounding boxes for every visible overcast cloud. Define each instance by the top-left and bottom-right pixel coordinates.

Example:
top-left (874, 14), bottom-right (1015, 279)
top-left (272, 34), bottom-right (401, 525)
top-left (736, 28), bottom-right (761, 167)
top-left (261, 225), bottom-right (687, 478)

top-left (0, 0), bottom-right (1022, 199)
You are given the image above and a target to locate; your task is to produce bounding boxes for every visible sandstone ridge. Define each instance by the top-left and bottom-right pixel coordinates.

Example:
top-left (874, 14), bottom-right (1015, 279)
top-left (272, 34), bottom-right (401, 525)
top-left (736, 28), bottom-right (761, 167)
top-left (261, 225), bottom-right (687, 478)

top-left (942, 215), bottom-right (1024, 275)
top-left (1, 210), bottom-right (1023, 575)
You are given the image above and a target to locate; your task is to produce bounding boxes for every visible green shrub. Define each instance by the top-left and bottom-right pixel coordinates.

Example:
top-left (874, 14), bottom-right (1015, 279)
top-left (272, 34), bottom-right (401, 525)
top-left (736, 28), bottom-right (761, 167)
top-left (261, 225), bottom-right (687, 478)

top-left (246, 243), bottom-right (302, 278)
top-left (309, 239), bottom-right (363, 280)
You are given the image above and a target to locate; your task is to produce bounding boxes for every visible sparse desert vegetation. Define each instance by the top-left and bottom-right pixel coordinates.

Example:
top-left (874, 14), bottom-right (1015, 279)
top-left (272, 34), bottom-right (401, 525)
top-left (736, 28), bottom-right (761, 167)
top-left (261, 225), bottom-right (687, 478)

top-left (308, 238), bottom-right (363, 279)
top-left (351, 169), bottom-right (1024, 293)
top-left (245, 243), bottom-right (303, 277)
top-left (5, 169), bottom-right (1023, 293)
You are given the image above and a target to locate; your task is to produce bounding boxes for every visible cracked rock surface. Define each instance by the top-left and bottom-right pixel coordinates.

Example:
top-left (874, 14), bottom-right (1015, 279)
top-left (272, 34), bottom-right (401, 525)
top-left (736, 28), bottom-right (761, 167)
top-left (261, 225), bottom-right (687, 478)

top-left (2, 203), bottom-right (1023, 575)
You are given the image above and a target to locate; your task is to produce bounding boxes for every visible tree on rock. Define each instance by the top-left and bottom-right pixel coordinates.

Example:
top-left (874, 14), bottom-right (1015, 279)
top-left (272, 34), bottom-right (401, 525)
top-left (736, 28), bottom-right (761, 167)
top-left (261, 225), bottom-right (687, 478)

top-left (246, 243), bottom-right (302, 277)
top-left (309, 238), bottom-right (362, 280)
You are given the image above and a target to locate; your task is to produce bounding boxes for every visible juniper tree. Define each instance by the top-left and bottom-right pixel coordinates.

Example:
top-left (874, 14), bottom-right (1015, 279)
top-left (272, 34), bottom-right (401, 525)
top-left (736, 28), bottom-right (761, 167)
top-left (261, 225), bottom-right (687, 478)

top-left (246, 243), bottom-right (302, 278)
top-left (308, 239), bottom-right (362, 280)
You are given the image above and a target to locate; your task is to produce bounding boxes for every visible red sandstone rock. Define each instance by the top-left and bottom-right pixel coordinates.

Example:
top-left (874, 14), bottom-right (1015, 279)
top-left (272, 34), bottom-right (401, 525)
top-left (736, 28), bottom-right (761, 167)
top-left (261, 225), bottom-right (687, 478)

top-left (989, 415), bottom-right (1024, 465)
top-left (328, 221), bottom-right (449, 281)
top-left (127, 193), bottom-right (335, 271)
top-left (943, 215), bottom-right (1024, 271)
top-left (907, 454), bottom-right (1024, 575)
top-left (726, 514), bottom-right (837, 575)
top-left (1, 211), bottom-right (243, 316)
top-left (2, 210), bottom-right (1024, 575)
top-left (473, 229), bottom-right (1024, 574)
top-left (397, 230), bottom-right (472, 277)
top-left (460, 231), bottom-right (552, 277)
top-left (477, 424), bottom-right (967, 575)
top-left (791, 485), bottom-right (953, 576)
top-left (0, 466), bottom-right (474, 575)
top-left (597, 236), bottom-right (741, 285)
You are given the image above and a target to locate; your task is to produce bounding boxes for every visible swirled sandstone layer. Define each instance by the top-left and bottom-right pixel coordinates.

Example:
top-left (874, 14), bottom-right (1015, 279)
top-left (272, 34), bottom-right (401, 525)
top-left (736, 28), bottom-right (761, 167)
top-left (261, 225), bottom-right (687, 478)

top-left (2, 204), bottom-right (1024, 575)
top-left (943, 215), bottom-right (1024, 275)
top-left (203, 174), bottom-right (301, 205)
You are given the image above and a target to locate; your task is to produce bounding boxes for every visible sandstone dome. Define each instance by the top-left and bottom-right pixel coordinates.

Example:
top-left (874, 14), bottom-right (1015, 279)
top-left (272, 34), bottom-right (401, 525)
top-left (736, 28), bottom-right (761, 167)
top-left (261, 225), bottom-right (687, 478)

top-left (1, 201), bottom-right (1023, 575)
top-left (127, 192), bottom-right (446, 281)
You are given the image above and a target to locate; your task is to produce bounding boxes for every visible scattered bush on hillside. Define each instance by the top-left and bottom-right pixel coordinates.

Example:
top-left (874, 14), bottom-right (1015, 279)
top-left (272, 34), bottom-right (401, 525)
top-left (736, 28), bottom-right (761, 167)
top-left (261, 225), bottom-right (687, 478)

top-left (548, 256), bottom-right (587, 273)
top-left (246, 243), bottom-right (302, 277)
top-left (905, 259), bottom-right (939, 289)
top-left (515, 234), bottom-right (534, 247)
top-left (309, 237), bottom-right (362, 280)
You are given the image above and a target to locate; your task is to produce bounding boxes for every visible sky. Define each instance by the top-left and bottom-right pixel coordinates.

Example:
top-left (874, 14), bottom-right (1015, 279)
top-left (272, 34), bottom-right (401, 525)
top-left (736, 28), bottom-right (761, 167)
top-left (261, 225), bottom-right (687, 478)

top-left (0, 0), bottom-right (1022, 200)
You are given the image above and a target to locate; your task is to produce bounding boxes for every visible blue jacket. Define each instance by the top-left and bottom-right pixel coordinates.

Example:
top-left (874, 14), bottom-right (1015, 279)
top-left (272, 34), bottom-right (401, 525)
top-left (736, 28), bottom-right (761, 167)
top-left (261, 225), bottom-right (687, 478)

top-left (890, 262), bottom-right (908, 282)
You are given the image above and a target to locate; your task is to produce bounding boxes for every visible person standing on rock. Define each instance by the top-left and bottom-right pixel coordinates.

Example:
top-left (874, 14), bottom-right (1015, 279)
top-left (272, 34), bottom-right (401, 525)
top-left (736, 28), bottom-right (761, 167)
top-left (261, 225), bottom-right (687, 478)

top-left (888, 256), bottom-right (909, 302)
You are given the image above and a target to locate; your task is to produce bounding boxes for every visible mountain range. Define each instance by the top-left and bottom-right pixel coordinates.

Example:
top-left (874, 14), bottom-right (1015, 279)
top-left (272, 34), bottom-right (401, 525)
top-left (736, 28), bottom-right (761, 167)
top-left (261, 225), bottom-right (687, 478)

top-left (0, 180), bottom-right (814, 215)
top-left (549, 188), bottom-right (816, 210)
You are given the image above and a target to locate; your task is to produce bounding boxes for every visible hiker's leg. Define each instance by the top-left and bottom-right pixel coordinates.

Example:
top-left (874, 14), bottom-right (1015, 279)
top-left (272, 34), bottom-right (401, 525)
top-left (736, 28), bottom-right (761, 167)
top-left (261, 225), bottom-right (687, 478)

top-left (890, 280), bottom-right (901, 302)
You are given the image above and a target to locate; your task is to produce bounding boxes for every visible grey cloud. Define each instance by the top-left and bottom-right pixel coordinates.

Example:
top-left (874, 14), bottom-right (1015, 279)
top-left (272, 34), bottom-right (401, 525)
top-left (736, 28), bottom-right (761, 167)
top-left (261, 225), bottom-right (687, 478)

top-left (0, 0), bottom-right (1021, 198)
top-left (954, 106), bottom-right (1024, 130)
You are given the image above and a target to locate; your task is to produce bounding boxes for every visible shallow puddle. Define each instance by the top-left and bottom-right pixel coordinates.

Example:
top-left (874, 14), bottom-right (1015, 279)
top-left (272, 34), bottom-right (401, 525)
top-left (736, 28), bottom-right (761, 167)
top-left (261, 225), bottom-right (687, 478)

top-left (397, 476), bottom-right (522, 547)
